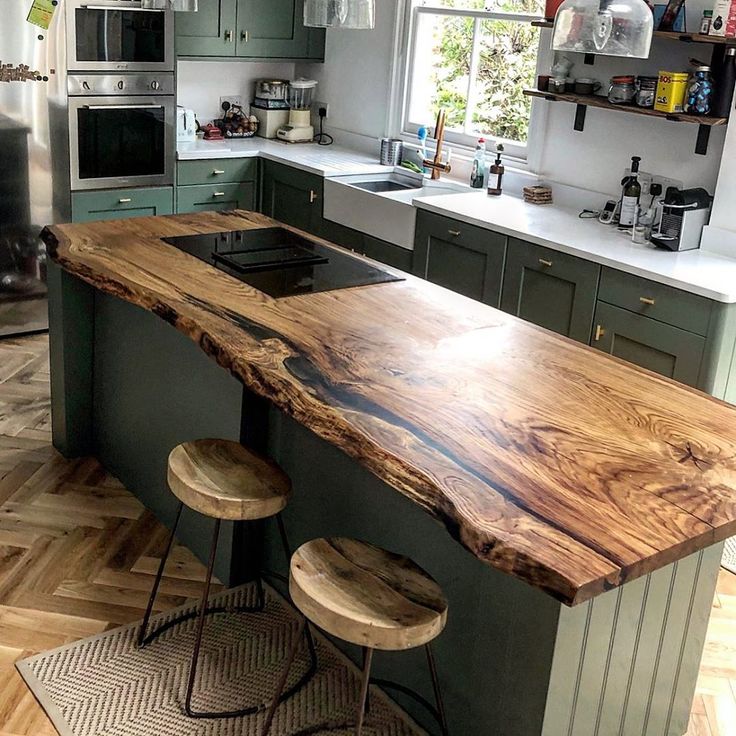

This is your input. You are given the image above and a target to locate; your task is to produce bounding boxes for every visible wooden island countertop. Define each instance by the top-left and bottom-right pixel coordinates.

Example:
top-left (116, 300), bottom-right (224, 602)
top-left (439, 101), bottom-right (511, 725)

top-left (43, 210), bottom-right (736, 606)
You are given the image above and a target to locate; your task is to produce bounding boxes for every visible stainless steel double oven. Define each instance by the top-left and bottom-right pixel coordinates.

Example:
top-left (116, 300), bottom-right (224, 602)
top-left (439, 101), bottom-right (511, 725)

top-left (66, 0), bottom-right (175, 191)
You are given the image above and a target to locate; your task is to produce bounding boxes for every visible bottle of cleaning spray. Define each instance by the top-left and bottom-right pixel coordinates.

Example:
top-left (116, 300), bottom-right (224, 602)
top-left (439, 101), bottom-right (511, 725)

top-left (470, 138), bottom-right (487, 188)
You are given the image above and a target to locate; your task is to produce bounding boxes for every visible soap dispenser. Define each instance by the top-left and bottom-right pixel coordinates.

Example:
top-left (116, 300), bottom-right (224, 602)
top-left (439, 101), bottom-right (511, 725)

top-left (487, 144), bottom-right (505, 196)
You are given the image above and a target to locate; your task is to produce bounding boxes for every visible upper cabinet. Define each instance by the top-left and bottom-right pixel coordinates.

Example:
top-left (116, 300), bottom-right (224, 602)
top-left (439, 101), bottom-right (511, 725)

top-left (176, 0), bottom-right (325, 60)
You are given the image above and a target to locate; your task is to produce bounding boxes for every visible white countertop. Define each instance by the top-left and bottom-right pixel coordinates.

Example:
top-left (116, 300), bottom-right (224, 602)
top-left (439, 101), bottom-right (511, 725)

top-left (415, 192), bottom-right (736, 303)
top-left (177, 138), bottom-right (390, 177)
top-left (177, 139), bottom-right (736, 303)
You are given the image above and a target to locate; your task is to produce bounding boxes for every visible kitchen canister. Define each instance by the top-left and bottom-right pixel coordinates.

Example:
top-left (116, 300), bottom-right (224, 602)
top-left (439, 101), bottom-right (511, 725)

top-left (635, 76), bottom-right (659, 108)
top-left (654, 71), bottom-right (689, 113)
top-left (380, 138), bottom-right (404, 166)
top-left (608, 75), bottom-right (636, 104)
top-left (684, 65), bottom-right (714, 115)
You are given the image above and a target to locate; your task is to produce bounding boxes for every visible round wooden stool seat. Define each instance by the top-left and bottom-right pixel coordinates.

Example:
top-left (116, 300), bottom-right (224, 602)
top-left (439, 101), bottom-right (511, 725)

top-left (167, 439), bottom-right (291, 521)
top-left (289, 537), bottom-right (448, 651)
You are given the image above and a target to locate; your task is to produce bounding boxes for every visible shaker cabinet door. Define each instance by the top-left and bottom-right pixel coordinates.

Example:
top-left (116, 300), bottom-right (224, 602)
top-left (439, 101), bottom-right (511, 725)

top-left (176, 182), bottom-right (256, 214)
top-left (501, 238), bottom-right (600, 343)
top-left (71, 188), bottom-right (174, 223)
top-left (175, 0), bottom-right (238, 56)
top-left (236, 0), bottom-right (323, 58)
top-left (261, 161), bottom-right (323, 235)
top-left (591, 302), bottom-right (706, 387)
top-left (413, 211), bottom-right (506, 307)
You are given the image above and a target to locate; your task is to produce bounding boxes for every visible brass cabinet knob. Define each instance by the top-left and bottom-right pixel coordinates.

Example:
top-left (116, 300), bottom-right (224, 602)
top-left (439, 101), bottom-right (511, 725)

top-left (594, 325), bottom-right (605, 341)
top-left (309, 190), bottom-right (318, 204)
top-left (241, 29), bottom-right (249, 42)
top-left (538, 258), bottom-right (553, 267)
top-left (213, 169), bottom-right (225, 175)
top-left (639, 297), bottom-right (656, 306)
top-left (118, 198), bottom-right (132, 204)
top-left (448, 229), bottom-right (461, 237)
top-left (213, 192), bottom-right (225, 198)
top-left (224, 29), bottom-right (233, 42)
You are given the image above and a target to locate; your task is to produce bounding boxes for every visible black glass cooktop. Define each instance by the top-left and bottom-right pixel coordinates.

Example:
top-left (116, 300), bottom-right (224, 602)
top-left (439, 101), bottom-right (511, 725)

top-left (163, 227), bottom-right (403, 299)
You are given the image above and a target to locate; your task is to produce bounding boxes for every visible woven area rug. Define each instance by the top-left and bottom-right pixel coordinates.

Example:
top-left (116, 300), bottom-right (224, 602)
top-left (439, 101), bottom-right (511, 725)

top-left (723, 536), bottom-right (736, 575)
top-left (16, 583), bottom-right (427, 736)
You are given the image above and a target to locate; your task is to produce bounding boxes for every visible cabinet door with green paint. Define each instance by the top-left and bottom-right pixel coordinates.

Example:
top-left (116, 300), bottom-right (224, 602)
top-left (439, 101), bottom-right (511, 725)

top-left (236, 0), bottom-right (302, 57)
top-left (413, 211), bottom-right (506, 307)
top-left (591, 301), bottom-right (706, 387)
top-left (501, 238), bottom-right (600, 343)
top-left (261, 161), bottom-right (323, 235)
top-left (71, 187), bottom-right (174, 223)
top-left (175, 0), bottom-right (237, 56)
top-left (176, 182), bottom-right (256, 213)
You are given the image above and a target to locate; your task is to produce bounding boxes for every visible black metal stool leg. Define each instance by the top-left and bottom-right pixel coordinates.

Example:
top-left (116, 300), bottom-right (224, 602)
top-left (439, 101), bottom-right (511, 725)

top-left (184, 517), bottom-right (221, 718)
top-left (355, 647), bottom-right (374, 736)
top-left (426, 643), bottom-right (449, 736)
top-left (138, 502), bottom-right (184, 648)
top-left (261, 616), bottom-right (307, 736)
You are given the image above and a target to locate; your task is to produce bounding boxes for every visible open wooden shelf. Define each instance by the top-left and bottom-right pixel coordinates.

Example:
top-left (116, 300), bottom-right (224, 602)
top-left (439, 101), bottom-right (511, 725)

top-left (523, 88), bottom-right (727, 125)
top-left (531, 19), bottom-right (736, 44)
top-left (524, 88), bottom-right (726, 154)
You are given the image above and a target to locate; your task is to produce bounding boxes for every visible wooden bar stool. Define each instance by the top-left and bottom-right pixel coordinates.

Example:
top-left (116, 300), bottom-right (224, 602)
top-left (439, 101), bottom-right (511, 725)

top-left (262, 537), bottom-right (450, 736)
top-left (138, 438), bottom-right (317, 719)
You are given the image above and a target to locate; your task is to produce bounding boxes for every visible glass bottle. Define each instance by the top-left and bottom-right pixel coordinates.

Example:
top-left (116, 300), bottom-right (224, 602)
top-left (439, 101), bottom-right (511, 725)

top-left (684, 65), bottom-right (714, 115)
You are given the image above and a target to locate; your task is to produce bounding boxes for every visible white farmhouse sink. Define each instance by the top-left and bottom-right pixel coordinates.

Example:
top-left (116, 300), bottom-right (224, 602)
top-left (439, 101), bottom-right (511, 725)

top-left (324, 173), bottom-right (467, 250)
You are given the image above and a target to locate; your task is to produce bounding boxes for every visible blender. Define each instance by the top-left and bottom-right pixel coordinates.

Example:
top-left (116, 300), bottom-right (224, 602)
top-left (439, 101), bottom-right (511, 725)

top-left (277, 79), bottom-right (318, 143)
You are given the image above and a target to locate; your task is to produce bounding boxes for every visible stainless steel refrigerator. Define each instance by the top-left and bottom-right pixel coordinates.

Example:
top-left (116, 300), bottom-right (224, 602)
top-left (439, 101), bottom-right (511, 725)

top-left (0, 0), bottom-right (69, 337)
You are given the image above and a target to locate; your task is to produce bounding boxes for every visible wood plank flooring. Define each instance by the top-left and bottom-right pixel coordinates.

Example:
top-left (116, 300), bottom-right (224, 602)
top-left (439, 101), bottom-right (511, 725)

top-left (0, 334), bottom-right (733, 735)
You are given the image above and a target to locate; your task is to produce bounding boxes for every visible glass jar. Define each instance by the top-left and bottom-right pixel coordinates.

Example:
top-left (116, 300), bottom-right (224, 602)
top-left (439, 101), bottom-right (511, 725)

top-left (635, 76), bottom-right (658, 108)
top-left (608, 75), bottom-right (636, 104)
top-left (684, 66), bottom-right (714, 115)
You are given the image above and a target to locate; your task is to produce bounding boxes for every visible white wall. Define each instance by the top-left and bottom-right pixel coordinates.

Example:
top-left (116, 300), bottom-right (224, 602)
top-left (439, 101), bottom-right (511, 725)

top-left (296, 0), bottom-right (399, 139)
top-left (177, 60), bottom-right (296, 122)
top-left (295, 0), bottom-right (726, 198)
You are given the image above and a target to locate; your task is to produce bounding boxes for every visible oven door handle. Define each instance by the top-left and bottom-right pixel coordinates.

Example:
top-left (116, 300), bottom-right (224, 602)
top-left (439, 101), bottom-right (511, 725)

top-left (83, 104), bottom-right (165, 110)
top-left (81, 4), bottom-right (163, 12)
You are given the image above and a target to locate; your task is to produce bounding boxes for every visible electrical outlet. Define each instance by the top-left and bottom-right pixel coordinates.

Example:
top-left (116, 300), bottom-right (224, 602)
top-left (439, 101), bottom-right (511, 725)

top-left (651, 174), bottom-right (683, 197)
top-left (219, 95), bottom-right (243, 111)
top-left (622, 169), bottom-right (683, 199)
top-left (313, 101), bottom-right (329, 118)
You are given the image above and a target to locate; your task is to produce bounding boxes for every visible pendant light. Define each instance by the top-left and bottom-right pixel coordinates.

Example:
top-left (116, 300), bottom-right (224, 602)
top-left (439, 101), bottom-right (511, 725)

top-left (303, 0), bottom-right (375, 30)
top-left (552, 0), bottom-right (653, 58)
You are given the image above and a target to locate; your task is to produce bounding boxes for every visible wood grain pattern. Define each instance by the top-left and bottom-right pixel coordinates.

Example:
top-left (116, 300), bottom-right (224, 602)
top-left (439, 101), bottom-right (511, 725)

top-left (290, 538), bottom-right (447, 651)
top-left (42, 210), bottom-right (736, 606)
top-left (167, 439), bottom-right (291, 520)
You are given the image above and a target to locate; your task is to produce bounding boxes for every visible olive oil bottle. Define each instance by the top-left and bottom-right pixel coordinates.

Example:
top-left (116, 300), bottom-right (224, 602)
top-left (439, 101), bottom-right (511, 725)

top-left (619, 156), bottom-right (642, 228)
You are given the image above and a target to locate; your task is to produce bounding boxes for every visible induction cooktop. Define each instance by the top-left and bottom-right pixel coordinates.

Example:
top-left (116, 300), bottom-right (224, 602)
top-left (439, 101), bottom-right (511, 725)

top-left (162, 226), bottom-right (404, 299)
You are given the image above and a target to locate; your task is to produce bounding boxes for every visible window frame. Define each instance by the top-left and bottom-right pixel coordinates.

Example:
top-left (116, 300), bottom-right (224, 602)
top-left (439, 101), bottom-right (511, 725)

top-left (391, 0), bottom-right (550, 168)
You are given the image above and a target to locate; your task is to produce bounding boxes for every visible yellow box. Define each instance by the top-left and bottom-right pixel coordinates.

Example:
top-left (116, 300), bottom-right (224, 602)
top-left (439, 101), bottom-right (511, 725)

top-left (654, 71), bottom-right (689, 113)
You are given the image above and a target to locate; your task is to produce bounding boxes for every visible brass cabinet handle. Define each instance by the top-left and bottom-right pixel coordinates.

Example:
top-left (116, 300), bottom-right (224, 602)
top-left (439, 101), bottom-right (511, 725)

top-left (224, 29), bottom-right (233, 42)
top-left (448, 229), bottom-right (461, 237)
top-left (538, 258), bottom-right (553, 267)
top-left (241, 29), bottom-right (249, 42)
top-left (639, 296), bottom-right (656, 306)
top-left (594, 325), bottom-right (605, 342)
top-left (118, 198), bottom-right (132, 203)
top-left (213, 192), bottom-right (225, 197)
top-left (309, 190), bottom-right (318, 204)
top-left (212, 169), bottom-right (225, 175)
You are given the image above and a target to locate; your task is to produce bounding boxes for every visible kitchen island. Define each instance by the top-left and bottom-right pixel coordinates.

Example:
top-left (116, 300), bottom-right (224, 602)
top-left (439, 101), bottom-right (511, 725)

top-left (44, 210), bottom-right (736, 735)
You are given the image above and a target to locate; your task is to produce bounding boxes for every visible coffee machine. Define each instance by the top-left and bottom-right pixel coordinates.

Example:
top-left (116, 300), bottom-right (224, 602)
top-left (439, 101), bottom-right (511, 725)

top-left (651, 187), bottom-right (712, 252)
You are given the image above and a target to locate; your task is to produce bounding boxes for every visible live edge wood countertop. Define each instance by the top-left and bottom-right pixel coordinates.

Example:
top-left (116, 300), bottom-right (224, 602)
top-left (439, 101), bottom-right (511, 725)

top-left (43, 210), bottom-right (736, 606)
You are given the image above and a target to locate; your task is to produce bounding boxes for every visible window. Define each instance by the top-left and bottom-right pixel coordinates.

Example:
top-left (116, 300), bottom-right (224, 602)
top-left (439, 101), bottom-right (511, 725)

top-left (402, 0), bottom-right (545, 160)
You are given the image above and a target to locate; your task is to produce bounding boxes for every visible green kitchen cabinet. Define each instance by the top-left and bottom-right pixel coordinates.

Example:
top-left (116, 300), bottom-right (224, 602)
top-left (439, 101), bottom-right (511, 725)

top-left (501, 238), bottom-right (600, 343)
top-left (261, 160), bottom-right (324, 235)
top-left (176, 182), bottom-right (256, 214)
top-left (175, 0), bottom-right (238, 57)
top-left (71, 187), bottom-right (174, 223)
top-left (176, 0), bottom-right (324, 59)
top-left (413, 210), bottom-right (506, 307)
top-left (591, 301), bottom-right (706, 387)
top-left (362, 235), bottom-right (413, 272)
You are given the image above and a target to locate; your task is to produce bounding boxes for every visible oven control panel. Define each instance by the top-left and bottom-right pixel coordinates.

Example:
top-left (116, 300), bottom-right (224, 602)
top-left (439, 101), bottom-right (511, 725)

top-left (68, 74), bottom-right (174, 97)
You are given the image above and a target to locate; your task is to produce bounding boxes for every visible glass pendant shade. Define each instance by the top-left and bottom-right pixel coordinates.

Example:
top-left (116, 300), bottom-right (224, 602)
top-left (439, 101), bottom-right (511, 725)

top-left (552, 0), bottom-right (653, 58)
top-left (303, 0), bottom-right (375, 29)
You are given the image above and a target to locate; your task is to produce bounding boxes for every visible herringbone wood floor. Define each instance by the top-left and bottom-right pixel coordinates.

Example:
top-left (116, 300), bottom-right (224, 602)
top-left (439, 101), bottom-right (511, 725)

top-left (0, 334), bottom-right (733, 735)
